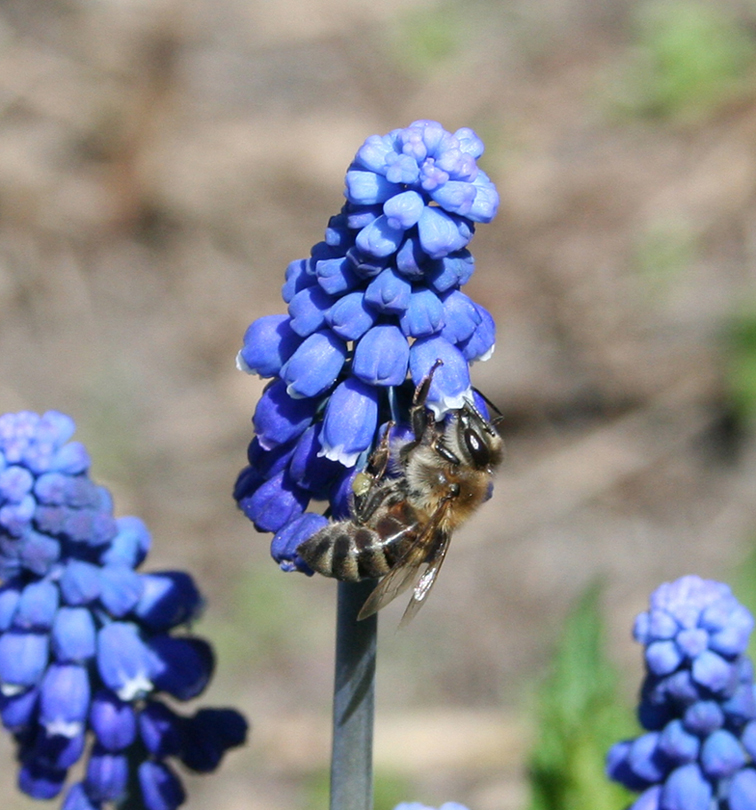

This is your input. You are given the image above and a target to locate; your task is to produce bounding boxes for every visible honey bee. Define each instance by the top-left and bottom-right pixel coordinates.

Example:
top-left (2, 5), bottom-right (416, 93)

top-left (296, 361), bottom-right (504, 625)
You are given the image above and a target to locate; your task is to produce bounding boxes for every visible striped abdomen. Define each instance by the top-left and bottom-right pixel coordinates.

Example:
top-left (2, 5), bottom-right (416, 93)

top-left (297, 502), bottom-right (420, 582)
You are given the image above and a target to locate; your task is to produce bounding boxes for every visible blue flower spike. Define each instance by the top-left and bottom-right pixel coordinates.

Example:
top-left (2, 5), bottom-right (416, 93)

top-left (235, 121), bottom-right (500, 570)
top-left (607, 575), bottom-right (756, 810)
top-left (0, 410), bottom-right (247, 809)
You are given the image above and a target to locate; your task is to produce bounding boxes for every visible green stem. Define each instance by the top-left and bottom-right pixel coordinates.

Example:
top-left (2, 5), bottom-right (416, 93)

top-left (330, 579), bottom-right (377, 810)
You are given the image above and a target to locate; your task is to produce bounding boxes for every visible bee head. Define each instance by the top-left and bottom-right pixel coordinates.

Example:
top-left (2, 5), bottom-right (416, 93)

top-left (446, 400), bottom-right (504, 471)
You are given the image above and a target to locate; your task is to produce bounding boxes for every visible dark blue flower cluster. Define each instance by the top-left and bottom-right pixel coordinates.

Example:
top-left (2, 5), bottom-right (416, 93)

top-left (0, 410), bottom-right (247, 810)
top-left (607, 575), bottom-right (756, 810)
top-left (234, 120), bottom-right (499, 571)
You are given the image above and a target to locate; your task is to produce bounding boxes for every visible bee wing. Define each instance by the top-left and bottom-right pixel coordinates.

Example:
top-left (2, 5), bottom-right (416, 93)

top-left (357, 497), bottom-right (453, 622)
top-left (398, 530), bottom-right (452, 629)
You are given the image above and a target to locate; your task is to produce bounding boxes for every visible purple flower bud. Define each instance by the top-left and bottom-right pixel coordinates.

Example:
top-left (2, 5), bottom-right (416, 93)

top-left (0, 686), bottom-right (38, 730)
top-left (31, 729), bottom-right (86, 769)
top-left (148, 636), bottom-right (213, 700)
top-left (345, 205), bottom-right (383, 232)
top-left (238, 469), bottom-right (309, 533)
top-left (180, 708), bottom-right (248, 773)
top-left (319, 377), bottom-right (379, 467)
top-left (707, 605), bottom-right (754, 657)
top-left (237, 314), bottom-right (301, 378)
top-left (426, 250), bottom-right (475, 293)
top-left (645, 640), bottom-right (683, 676)
top-left (345, 169), bottom-right (399, 206)
top-left (675, 628), bottom-right (708, 659)
top-left (629, 785), bottom-right (662, 810)
top-left (459, 303), bottom-right (495, 362)
top-left (395, 235), bottom-right (428, 279)
top-left (61, 782), bottom-right (100, 810)
top-left (138, 760), bottom-right (186, 810)
top-left (657, 720), bottom-right (699, 764)
top-left (383, 190), bottom-right (424, 230)
top-left (692, 649), bottom-right (735, 693)
top-left (660, 763), bottom-right (711, 810)
top-left (18, 759), bottom-right (67, 799)
top-left (606, 740), bottom-right (652, 791)
top-left (683, 701), bottom-right (724, 735)
top-left (742, 721), bottom-right (756, 758)
top-left (0, 580), bottom-right (21, 630)
top-left (280, 329), bottom-right (347, 399)
top-left (97, 623), bottom-right (153, 701)
top-left (0, 630), bottom-right (49, 687)
top-left (628, 732), bottom-right (667, 783)
top-left (59, 561), bottom-right (101, 606)
top-left (271, 512), bottom-right (328, 573)
top-left (326, 291), bottom-right (377, 340)
top-left (89, 690), bottom-right (136, 751)
top-left (287, 286), bottom-right (334, 337)
top-left (133, 572), bottom-right (202, 632)
top-left (279, 257), bottom-right (311, 302)
top-left (355, 215), bottom-right (405, 258)
top-left (417, 207), bottom-right (472, 259)
top-left (14, 580), bottom-right (59, 630)
top-left (0, 464), bottom-right (34, 502)
top-left (353, 324), bottom-right (410, 386)
top-left (700, 729), bottom-right (746, 778)
top-left (315, 256), bottom-right (360, 295)
top-left (363, 266), bottom-right (412, 314)
top-left (288, 424), bottom-right (343, 497)
top-left (99, 564), bottom-right (144, 617)
top-left (139, 700), bottom-right (184, 758)
top-left (400, 288), bottom-right (445, 338)
top-left (33, 473), bottom-right (67, 504)
top-left (409, 336), bottom-right (472, 417)
top-left (252, 379), bottom-right (319, 451)
top-left (100, 515), bottom-right (152, 568)
top-left (39, 663), bottom-right (90, 737)
top-left (730, 767), bottom-right (756, 810)
top-left (49, 442), bottom-right (90, 475)
top-left (85, 745), bottom-right (128, 803)
top-left (430, 180), bottom-right (477, 218)
top-left (0, 493), bottom-right (35, 535)
top-left (440, 290), bottom-right (482, 345)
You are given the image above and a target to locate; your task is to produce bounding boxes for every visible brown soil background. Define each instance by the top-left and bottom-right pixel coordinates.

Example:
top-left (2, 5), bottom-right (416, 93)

top-left (2, 1), bottom-right (756, 808)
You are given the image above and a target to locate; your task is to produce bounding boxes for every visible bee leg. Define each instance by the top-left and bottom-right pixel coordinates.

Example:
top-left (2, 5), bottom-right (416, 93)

top-left (400, 359), bottom-right (445, 467)
top-left (351, 421), bottom-right (395, 524)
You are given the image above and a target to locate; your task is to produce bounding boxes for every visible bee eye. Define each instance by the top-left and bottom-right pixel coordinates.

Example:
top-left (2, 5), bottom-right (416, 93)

top-left (463, 428), bottom-right (490, 467)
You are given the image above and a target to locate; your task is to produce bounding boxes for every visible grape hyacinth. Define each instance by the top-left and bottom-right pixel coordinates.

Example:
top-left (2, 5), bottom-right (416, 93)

top-left (0, 410), bottom-right (247, 810)
top-left (607, 575), bottom-right (756, 810)
top-left (392, 804), bottom-right (471, 810)
top-left (234, 120), bottom-right (499, 570)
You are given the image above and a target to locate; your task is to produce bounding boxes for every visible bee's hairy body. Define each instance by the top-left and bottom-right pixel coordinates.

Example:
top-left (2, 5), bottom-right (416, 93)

top-left (296, 362), bottom-right (504, 621)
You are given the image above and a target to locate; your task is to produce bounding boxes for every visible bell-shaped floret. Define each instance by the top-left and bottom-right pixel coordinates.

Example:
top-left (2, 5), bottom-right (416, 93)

top-left (89, 689), bottom-right (137, 751)
top-left (148, 636), bottom-right (214, 701)
top-left (353, 324), bottom-right (410, 387)
top-left (237, 314), bottom-right (301, 378)
top-left (133, 572), bottom-right (202, 632)
top-left (96, 622), bottom-right (153, 701)
top-left (138, 759), bottom-right (186, 810)
top-left (319, 378), bottom-right (379, 467)
top-left (39, 663), bottom-right (90, 738)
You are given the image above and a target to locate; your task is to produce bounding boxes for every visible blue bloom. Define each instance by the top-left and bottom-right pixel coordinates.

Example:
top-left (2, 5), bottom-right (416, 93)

top-left (0, 410), bottom-right (247, 808)
top-left (235, 121), bottom-right (499, 570)
top-left (607, 575), bottom-right (756, 810)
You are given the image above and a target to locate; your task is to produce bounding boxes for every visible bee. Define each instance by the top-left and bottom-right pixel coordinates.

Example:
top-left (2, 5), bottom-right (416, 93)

top-left (296, 361), bottom-right (504, 625)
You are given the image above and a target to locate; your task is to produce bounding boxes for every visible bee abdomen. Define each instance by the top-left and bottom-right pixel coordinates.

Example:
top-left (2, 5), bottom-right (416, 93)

top-left (297, 523), bottom-right (395, 582)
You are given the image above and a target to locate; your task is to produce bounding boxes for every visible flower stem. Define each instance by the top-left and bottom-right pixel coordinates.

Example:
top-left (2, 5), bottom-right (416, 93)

top-left (330, 579), bottom-right (377, 810)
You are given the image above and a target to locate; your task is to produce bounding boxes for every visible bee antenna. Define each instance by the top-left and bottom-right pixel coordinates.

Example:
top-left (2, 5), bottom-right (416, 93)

top-left (472, 387), bottom-right (503, 418)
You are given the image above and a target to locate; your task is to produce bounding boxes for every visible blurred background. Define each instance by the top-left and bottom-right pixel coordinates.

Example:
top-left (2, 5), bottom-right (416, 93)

top-left (2, 0), bottom-right (756, 807)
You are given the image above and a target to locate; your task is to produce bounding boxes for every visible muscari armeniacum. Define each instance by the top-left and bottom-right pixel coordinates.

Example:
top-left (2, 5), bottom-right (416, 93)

top-left (0, 410), bottom-right (247, 810)
top-left (234, 120), bottom-right (499, 570)
top-left (607, 575), bottom-right (756, 810)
